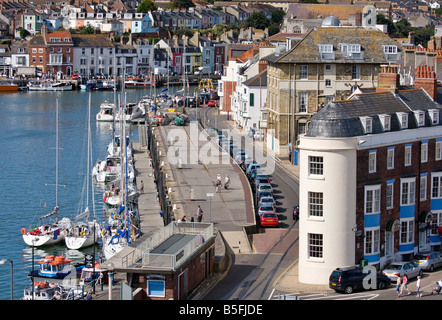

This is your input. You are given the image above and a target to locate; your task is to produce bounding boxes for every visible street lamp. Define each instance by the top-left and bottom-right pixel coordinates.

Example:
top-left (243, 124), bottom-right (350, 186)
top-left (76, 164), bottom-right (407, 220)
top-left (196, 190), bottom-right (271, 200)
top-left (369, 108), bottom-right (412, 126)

top-left (0, 259), bottom-right (13, 300)
top-left (107, 262), bottom-right (114, 300)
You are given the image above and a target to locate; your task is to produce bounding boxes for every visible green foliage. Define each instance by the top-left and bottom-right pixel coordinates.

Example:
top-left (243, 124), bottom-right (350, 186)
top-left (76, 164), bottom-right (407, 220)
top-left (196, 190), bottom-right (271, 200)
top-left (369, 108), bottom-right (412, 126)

top-left (136, 0), bottom-right (157, 12)
top-left (271, 9), bottom-right (285, 24)
top-left (167, 0), bottom-right (195, 9)
top-left (20, 29), bottom-right (30, 38)
top-left (242, 12), bottom-right (270, 30)
top-left (174, 28), bottom-right (194, 38)
top-left (376, 13), bottom-right (434, 47)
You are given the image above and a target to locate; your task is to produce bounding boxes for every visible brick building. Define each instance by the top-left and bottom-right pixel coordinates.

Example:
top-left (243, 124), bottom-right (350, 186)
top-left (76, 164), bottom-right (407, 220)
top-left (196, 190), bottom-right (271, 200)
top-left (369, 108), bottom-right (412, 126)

top-left (297, 64), bottom-right (442, 285)
top-left (29, 26), bottom-right (73, 77)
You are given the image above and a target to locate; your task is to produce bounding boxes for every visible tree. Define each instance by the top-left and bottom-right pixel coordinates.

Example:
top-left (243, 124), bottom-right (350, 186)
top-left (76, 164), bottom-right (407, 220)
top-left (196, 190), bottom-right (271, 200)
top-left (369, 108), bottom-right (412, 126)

top-left (136, 0), bottom-right (157, 13)
top-left (242, 12), bottom-right (270, 30)
top-left (376, 13), bottom-right (395, 35)
top-left (20, 29), bottom-right (30, 38)
top-left (166, 0), bottom-right (195, 9)
top-left (271, 9), bottom-right (285, 24)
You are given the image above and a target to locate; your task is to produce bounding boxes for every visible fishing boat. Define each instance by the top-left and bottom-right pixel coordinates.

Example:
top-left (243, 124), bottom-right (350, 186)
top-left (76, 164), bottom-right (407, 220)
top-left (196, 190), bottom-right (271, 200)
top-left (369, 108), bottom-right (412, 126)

top-left (125, 77), bottom-right (151, 88)
top-left (65, 96), bottom-right (101, 250)
top-left (21, 98), bottom-right (72, 247)
top-left (79, 262), bottom-right (108, 284)
top-left (27, 80), bottom-right (73, 91)
top-left (0, 82), bottom-right (19, 92)
top-left (96, 101), bottom-right (115, 122)
top-left (28, 255), bottom-right (83, 283)
top-left (23, 281), bottom-right (86, 300)
top-left (92, 155), bottom-right (121, 183)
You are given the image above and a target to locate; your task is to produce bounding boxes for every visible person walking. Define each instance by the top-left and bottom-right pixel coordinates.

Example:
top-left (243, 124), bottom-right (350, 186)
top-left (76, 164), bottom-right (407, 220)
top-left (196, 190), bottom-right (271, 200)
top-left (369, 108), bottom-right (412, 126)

top-left (400, 273), bottom-right (411, 296)
top-left (395, 276), bottom-right (401, 297)
top-left (196, 205), bottom-right (203, 222)
top-left (416, 275), bottom-right (422, 297)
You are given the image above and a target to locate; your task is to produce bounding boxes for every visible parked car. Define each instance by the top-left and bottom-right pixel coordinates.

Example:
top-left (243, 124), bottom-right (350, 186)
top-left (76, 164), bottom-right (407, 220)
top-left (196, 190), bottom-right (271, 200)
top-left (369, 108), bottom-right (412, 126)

top-left (257, 183), bottom-right (273, 194)
top-left (260, 212), bottom-right (279, 227)
top-left (246, 163), bottom-right (262, 176)
top-left (329, 266), bottom-right (391, 294)
top-left (234, 151), bottom-right (246, 163)
top-left (414, 252), bottom-right (442, 272)
top-left (254, 130), bottom-right (264, 141)
top-left (256, 190), bottom-right (272, 203)
top-left (293, 204), bottom-right (299, 220)
top-left (257, 203), bottom-right (275, 216)
top-left (254, 174), bottom-right (270, 184)
top-left (381, 261), bottom-right (423, 281)
top-left (254, 175), bottom-right (271, 190)
top-left (208, 100), bottom-right (217, 107)
top-left (258, 196), bottom-right (276, 208)
top-left (240, 158), bottom-right (254, 171)
top-left (72, 73), bottom-right (80, 80)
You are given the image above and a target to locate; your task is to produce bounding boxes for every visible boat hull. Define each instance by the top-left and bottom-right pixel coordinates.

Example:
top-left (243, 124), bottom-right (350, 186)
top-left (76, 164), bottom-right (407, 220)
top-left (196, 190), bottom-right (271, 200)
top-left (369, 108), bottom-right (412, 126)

top-left (23, 233), bottom-right (64, 247)
top-left (0, 84), bottom-right (19, 92)
top-left (64, 234), bottom-right (97, 250)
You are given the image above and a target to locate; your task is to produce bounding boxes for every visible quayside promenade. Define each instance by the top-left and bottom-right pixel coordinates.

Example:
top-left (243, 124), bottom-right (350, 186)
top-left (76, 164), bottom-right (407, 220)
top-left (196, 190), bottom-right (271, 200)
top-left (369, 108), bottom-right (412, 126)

top-left (92, 120), bottom-right (256, 300)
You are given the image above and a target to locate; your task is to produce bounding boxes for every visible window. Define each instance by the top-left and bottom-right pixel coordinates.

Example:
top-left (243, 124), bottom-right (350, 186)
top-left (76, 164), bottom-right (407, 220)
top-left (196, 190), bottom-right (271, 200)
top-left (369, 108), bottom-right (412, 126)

top-left (298, 92), bottom-right (308, 113)
top-left (384, 45), bottom-right (398, 54)
top-left (308, 233), bottom-right (323, 259)
top-left (365, 228), bottom-right (380, 255)
top-left (397, 112), bottom-right (408, 129)
top-left (360, 117), bottom-right (373, 134)
top-left (309, 156), bottom-right (323, 175)
top-left (308, 192), bottom-right (323, 217)
top-left (432, 173), bottom-right (442, 199)
top-left (401, 178), bottom-right (415, 206)
top-left (147, 280), bottom-right (165, 297)
top-left (429, 109), bottom-right (439, 125)
top-left (387, 147), bottom-right (395, 170)
top-left (299, 65), bottom-right (308, 80)
top-left (421, 141), bottom-right (428, 163)
top-left (436, 140), bottom-right (442, 161)
top-left (405, 145), bottom-right (412, 166)
top-left (379, 114), bottom-right (391, 131)
top-left (400, 219), bottom-right (414, 244)
top-left (319, 44), bottom-right (333, 53)
top-left (414, 111), bottom-right (425, 127)
top-left (420, 174), bottom-right (427, 201)
top-left (386, 181), bottom-right (394, 209)
top-left (365, 185), bottom-right (381, 214)
top-left (369, 150), bottom-right (376, 173)
top-left (249, 93), bottom-right (254, 107)
top-left (352, 65), bottom-right (361, 80)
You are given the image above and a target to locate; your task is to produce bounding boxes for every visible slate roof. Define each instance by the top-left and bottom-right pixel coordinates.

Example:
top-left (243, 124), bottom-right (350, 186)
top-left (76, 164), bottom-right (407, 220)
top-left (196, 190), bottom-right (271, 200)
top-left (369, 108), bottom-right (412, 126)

top-left (276, 27), bottom-right (402, 64)
top-left (306, 89), bottom-right (442, 138)
top-left (243, 69), bottom-right (267, 87)
top-left (71, 34), bottom-right (114, 48)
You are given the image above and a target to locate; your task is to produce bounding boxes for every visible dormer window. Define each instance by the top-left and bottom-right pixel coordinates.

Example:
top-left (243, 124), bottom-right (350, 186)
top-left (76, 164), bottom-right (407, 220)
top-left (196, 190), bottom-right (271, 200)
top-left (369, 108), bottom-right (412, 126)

top-left (383, 45), bottom-right (399, 61)
top-left (429, 109), bottom-right (439, 125)
top-left (379, 114), bottom-right (391, 131)
top-left (360, 116), bottom-right (373, 134)
top-left (318, 44), bottom-right (334, 60)
top-left (341, 44), bottom-right (362, 59)
top-left (414, 111), bottom-right (425, 127)
top-left (397, 112), bottom-right (408, 129)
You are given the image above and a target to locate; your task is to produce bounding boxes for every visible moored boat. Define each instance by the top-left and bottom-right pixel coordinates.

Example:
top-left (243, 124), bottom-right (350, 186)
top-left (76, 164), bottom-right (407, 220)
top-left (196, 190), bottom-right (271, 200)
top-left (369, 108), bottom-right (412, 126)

top-left (27, 81), bottom-right (73, 91)
top-left (125, 77), bottom-right (151, 88)
top-left (0, 82), bottom-right (19, 92)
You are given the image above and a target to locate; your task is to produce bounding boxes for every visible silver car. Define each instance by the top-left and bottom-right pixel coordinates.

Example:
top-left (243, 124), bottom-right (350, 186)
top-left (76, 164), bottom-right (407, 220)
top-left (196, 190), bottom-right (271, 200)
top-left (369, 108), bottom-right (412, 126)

top-left (414, 252), bottom-right (442, 272)
top-left (382, 261), bottom-right (423, 281)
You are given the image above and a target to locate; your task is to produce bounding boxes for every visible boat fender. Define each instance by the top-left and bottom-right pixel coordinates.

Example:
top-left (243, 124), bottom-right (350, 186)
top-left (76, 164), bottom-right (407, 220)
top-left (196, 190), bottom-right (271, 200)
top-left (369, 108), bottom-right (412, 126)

top-left (80, 231), bottom-right (87, 237)
top-left (21, 228), bottom-right (27, 234)
top-left (101, 228), bottom-right (106, 236)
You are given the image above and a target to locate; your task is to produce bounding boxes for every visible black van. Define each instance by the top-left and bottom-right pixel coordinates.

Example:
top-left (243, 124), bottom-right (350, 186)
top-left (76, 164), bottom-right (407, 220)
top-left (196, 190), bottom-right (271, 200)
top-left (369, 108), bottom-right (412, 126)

top-left (329, 266), bottom-right (391, 294)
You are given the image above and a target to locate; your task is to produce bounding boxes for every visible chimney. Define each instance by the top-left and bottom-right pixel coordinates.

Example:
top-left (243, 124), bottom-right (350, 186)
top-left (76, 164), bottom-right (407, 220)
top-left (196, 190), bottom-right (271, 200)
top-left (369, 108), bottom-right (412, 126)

top-left (414, 65), bottom-right (437, 101)
top-left (408, 31), bottom-right (415, 45)
top-left (376, 64), bottom-right (400, 93)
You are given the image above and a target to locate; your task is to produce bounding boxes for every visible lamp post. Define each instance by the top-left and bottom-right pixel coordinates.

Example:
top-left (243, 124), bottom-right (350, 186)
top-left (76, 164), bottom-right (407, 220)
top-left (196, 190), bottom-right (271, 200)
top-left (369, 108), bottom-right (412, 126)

top-left (0, 259), bottom-right (13, 300)
top-left (107, 262), bottom-right (114, 300)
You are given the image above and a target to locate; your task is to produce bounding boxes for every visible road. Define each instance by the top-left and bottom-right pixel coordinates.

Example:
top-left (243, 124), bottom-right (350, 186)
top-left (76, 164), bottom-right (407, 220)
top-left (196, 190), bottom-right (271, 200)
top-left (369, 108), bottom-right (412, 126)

top-left (186, 106), bottom-right (300, 300)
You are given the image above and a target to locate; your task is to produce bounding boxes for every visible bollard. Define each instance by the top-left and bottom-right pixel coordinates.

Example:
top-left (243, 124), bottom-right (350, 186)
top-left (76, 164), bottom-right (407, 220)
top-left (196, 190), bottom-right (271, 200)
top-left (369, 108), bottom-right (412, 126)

top-left (189, 188), bottom-right (195, 201)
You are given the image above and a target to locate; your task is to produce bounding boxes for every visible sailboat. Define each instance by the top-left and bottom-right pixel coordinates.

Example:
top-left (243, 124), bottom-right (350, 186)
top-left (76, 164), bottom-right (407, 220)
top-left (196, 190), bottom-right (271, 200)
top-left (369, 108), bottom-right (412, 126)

top-left (21, 98), bottom-right (71, 247)
top-left (101, 75), bottom-right (140, 260)
top-left (65, 94), bottom-right (101, 250)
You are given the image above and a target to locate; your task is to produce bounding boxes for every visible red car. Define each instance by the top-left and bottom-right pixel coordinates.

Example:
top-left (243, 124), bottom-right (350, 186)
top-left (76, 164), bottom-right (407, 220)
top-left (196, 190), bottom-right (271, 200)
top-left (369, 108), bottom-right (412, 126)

top-left (72, 74), bottom-right (80, 80)
top-left (260, 212), bottom-right (279, 227)
top-left (208, 100), bottom-right (217, 107)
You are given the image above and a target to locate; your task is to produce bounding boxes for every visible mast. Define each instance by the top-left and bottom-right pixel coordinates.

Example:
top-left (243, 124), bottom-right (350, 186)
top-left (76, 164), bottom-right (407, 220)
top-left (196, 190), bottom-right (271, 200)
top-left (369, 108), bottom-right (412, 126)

top-left (55, 97), bottom-right (59, 223)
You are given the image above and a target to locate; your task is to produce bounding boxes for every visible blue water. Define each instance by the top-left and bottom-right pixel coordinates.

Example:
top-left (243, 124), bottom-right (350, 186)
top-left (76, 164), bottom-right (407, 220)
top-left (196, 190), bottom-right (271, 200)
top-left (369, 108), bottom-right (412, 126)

top-left (0, 86), bottom-right (186, 300)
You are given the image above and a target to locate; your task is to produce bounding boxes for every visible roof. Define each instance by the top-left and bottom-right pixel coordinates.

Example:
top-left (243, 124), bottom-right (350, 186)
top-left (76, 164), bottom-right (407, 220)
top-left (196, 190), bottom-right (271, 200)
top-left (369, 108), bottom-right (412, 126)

top-left (275, 27), bottom-right (401, 64)
top-left (243, 69), bottom-right (267, 87)
top-left (306, 89), bottom-right (442, 138)
top-left (71, 34), bottom-right (114, 48)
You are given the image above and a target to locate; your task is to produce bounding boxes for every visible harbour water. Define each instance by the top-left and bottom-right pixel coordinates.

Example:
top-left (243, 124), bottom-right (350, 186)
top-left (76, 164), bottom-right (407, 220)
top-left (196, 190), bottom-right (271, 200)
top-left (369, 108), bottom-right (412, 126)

top-left (0, 86), bottom-right (190, 300)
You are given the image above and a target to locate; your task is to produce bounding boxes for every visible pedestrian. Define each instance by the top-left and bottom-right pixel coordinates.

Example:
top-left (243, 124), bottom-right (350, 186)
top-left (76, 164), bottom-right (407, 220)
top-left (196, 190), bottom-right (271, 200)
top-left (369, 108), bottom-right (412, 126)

top-left (396, 276), bottom-right (401, 297)
top-left (196, 205), bottom-right (203, 222)
top-left (416, 275), bottom-right (422, 297)
top-left (87, 291), bottom-right (93, 300)
top-left (400, 273), bottom-right (411, 295)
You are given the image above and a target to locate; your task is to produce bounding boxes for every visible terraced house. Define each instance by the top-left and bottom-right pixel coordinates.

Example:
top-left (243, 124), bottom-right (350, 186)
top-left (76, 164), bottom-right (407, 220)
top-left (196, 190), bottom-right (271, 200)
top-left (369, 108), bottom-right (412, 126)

top-left (264, 19), bottom-right (403, 159)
